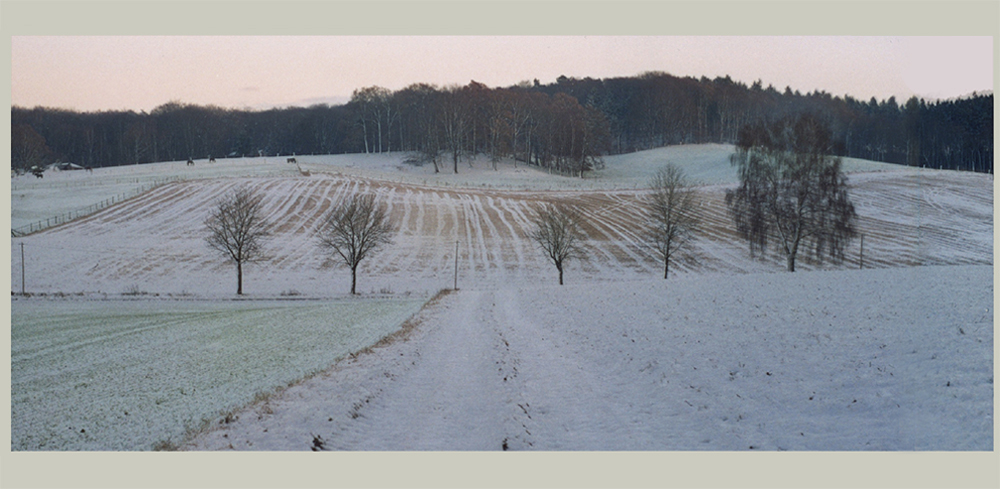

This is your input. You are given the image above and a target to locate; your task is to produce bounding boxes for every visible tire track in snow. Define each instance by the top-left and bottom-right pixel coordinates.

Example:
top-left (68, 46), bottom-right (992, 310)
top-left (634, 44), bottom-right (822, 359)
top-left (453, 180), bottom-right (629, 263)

top-left (326, 289), bottom-right (510, 450)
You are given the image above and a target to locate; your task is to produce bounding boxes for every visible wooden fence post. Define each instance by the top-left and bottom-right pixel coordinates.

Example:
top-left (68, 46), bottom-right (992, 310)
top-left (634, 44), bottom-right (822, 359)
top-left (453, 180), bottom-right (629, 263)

top-left (860, 234), bottom-right (864, 269)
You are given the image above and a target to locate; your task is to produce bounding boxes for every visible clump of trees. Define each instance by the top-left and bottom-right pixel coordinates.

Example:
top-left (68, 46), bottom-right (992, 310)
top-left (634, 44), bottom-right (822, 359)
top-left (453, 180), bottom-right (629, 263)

top-left (317, 193), bottom-right (395, 294)
top-left (204, 186), bottom-right (271, 294)
top-left (11, 124), bottom-right (54, 174)
top-left (528, 203), bottom-right (586, 285)
top-left (646, 164), bottom-right (699, 279)
top-left (725, 114), bottom-right (857, 272)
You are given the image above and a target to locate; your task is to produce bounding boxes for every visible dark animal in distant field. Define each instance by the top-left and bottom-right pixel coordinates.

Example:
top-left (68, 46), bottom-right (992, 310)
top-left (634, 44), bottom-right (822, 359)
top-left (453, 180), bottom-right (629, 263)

top-left (187, 159), bottom-right (194, 166)
top-left (287, 157), bottom-right (297, 164)
top-left (209, 156), bottom-right (216, 163)
top-left (85, 166), bottom-right (93, 173)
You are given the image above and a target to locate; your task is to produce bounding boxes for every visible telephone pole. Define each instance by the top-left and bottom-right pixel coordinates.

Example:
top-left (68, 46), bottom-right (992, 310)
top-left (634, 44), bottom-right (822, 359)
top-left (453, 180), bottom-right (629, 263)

top-left (20, 242), bottom-right (25, 295)
top-left (453, 241), bottom-right (459, 290)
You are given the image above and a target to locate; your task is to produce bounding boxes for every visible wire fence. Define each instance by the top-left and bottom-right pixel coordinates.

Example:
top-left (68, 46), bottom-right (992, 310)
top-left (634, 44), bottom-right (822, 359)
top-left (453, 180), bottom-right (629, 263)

top-left (11, 176), bottom-right (178, 192)
top-left (11, 177), bottom-right (182, 237)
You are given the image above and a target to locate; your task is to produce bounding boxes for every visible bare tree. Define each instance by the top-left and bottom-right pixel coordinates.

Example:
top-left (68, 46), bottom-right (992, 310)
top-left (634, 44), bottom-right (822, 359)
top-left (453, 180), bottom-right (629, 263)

top-left (725, 114), bottom-right (857, 272)
top-left (205, 186), bottom-right (270, 295)
top-left (647, 164), bottom-right (699, 279)
top-left (317, 193), bottom-right (395, 295)
top-left (11, 124), bottom-right (52, 174)
top-left (528, 203), bottom-right (586, 285)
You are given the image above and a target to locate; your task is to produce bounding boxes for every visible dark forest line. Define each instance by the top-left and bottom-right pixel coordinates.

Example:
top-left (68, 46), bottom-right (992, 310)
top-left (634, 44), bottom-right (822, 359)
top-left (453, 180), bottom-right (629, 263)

top-left (11, 72), bottom-right (994, 176)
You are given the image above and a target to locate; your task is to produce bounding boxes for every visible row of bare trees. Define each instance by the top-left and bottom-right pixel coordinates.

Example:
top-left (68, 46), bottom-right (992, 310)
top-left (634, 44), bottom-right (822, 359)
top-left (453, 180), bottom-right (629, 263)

top-left (13, 75), bottom-right (991, 176)
top-left (204, 115), bottom-right (859, 293)
top-left (357, 81), bottom-right (611, 177)
top-left (524, 166), bottom-right (700, 286)
top-left (529, 113), bottom-right (859, 283)
top-left (12, 73), bottom-right (992, 175)
top-left (205, 188), bottom-right (393, 295)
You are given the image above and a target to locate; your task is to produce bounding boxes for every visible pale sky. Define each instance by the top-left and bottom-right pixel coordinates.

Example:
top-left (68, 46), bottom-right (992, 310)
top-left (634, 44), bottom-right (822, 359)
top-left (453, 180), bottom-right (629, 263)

top-left (10, 36), bottom-right (994, 113)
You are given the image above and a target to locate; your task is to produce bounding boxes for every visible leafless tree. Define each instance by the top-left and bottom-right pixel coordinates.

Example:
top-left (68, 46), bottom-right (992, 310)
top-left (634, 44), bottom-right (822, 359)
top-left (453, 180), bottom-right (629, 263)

top-left (317, 193), bottom-right (395, 294)
top-left (647, 164), bottom-right (699, 279)
top-left (528, 203), bottom-right (586, 285)
top-left (205, 186), bottom-right (270, 295)
top-left (11, 124), bottom-right (51, 173)
top-left (725, 114), bottom-right (857, 272)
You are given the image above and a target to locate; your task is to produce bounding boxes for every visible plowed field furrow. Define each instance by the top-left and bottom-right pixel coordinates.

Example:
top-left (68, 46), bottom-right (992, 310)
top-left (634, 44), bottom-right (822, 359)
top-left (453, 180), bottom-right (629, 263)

top-left (476, 196), bottom-right (511, 274)
top-left (573, 202), bottom-right (654, 272)
top-left (374, 187), bottom-right (418, 276)
top-left (455, 193), bottom-right (486, 274)
top-left (83, 184), bottom-right (186, 226)
top-left (262, 179), bottom-right (321, 233)
top-left (13, 170), bottom-right (991, 296)
top-left (99, 183), bottom-right (202, 231)
top-left (493, 197), bottom-right (529, 272)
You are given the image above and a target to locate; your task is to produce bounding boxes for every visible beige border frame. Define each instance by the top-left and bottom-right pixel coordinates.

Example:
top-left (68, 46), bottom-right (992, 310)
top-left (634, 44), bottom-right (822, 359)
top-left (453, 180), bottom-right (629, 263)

top-left (2, 1), bottom-right (997, 487)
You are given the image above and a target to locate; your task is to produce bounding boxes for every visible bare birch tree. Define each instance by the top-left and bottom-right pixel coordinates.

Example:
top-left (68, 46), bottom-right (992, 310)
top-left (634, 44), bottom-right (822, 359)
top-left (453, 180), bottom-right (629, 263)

top-left (647, 164), bottom-right (699, 279)
top-left (725, 114), bottom-right (857, 272)
top-left (317, 193), bottom-right (395, 294)
top-left (528, 203), bottom-right (586, 285)
top-left (205, 186), bottom-right (270, 295)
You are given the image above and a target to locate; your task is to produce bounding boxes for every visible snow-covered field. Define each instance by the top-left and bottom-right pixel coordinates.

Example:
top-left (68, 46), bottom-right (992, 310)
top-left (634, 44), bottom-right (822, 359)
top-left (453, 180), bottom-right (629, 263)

top-left (10, 296), bottom-right (425, 450)
top-left (8, 144), bottom-right (993, 451)
top-left (186, 266), bottom-right (993, 451)
top-left (8, 144), bottom-right (907, 230)
top-left (10, 155), bottom-right (991, 297)
top-left (11, 156), bottom-right (298, 231)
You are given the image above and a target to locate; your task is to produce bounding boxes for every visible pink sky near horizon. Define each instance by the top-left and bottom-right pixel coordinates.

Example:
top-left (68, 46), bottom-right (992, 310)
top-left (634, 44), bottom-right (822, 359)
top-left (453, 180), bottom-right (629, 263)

top-left (11, 36), bottom-right (994, 113)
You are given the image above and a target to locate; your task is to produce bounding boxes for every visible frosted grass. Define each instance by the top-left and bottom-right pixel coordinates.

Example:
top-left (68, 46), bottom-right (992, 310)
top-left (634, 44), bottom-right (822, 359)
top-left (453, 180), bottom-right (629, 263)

top-left (10, 297), bottom-right (426, 450)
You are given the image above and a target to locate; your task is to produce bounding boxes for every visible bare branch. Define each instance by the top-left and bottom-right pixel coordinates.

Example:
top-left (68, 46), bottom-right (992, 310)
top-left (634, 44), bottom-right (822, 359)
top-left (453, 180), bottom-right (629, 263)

top-left (528, 203), bottom-right (586, 285)
top-left (204, 185), bottom-right (270, 294)
top-left (646, 164), bottom-right (699, 279)
top-left (726, 114), bottom-right (857, 272)
top-left (317, 193), bottom-right (395, 294)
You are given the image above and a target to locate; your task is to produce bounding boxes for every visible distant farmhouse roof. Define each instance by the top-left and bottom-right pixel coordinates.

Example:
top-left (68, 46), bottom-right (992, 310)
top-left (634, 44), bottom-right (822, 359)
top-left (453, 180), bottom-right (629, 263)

top-left (50, 162), bottom-right (86, 171)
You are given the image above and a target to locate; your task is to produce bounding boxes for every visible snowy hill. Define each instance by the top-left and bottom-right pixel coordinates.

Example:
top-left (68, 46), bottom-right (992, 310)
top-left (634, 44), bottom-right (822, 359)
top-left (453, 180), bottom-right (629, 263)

top-left (9, 149), bottom-right (991, 297)
top-left (9, 144), bottom-right (993, 452)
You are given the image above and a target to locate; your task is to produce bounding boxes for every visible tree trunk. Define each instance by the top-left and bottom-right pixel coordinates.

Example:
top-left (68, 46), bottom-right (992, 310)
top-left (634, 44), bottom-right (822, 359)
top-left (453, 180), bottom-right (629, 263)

top-left (361, 120), bottom-right (369, 154)
top-left (557, 262), bottom-right (564, 285)
top-left (237, 261), bottom-right (243, 295)
top-left (664, 257), bottom-right (669, 279)
top-left (786, 252), bottom-right (796, 272)
top-left (351, 265), bottom-right (358, 295)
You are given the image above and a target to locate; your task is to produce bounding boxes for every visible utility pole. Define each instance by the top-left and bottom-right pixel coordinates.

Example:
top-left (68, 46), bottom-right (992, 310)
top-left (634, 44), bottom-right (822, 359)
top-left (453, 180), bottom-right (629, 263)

top-left (453, 241), bottom-right (459, 290)
top-left (20, 242), bottom-right (25, 295)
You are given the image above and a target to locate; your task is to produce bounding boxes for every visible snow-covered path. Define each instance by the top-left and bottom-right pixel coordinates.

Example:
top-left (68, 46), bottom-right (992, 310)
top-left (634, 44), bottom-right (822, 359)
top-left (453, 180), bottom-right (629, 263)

top-left (185, 266), bottom-right (993, 451)
top-left (331, 289), bottom-right (510, 450)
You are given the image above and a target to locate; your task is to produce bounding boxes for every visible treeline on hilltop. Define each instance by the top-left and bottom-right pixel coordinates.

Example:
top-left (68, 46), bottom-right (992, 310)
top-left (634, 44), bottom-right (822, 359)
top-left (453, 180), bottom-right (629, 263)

top-left (11, 72), bottom-right (994, 175)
